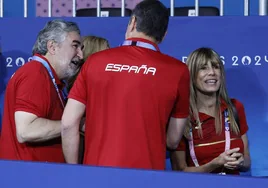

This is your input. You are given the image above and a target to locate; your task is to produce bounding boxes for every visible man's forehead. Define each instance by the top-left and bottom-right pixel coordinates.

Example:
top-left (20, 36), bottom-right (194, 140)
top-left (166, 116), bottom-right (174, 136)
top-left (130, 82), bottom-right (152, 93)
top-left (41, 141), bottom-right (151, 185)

top-left (66, 31), bottom-right (82, 43)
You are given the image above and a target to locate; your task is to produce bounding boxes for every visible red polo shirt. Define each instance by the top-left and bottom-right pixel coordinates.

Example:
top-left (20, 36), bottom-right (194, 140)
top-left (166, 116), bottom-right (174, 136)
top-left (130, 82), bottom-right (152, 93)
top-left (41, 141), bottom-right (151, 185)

top-left (176, 99), bottom-right (249, 174)
top-left (69, 38), bottom-right (190, 170)
top-left (0, 54), bottom-right (65, 163)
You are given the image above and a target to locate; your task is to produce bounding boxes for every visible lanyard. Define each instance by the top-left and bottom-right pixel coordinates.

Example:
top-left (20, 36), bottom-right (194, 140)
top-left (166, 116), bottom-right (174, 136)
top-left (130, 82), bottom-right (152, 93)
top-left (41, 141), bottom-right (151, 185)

top-left (188, 110), bottom-right (231, 167)
top-left (32, 55), bottom-right (67, 108)
top-left (121, 40), bottom-right (158, 51)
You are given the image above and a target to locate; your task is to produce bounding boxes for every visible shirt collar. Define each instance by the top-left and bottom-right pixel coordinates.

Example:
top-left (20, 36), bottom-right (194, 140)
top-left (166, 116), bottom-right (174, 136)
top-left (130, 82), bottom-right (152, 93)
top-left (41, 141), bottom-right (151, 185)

top-left (192, 99), bottom-right (228, 123)
top-left (125, 37), bottom-right (160, 52)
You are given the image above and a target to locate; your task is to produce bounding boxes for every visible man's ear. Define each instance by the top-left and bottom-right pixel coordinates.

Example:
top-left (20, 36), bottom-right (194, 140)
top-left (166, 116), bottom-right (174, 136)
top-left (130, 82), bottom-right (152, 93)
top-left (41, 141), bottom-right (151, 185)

top-left (47, 40), bottom-right (56, 55)
top-left (129, 16), bottom-right (137, 32)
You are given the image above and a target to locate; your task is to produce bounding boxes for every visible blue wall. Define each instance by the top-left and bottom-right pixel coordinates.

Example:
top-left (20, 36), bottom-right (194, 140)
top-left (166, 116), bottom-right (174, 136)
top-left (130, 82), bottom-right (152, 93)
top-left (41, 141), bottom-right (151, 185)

top-left (0, 160), bottom-right (268, 188)
top-left (3, 0), bottom-right (35, 17)
top-left (1, 16), bottom-right (268, 176)
top-left (2, 0), bottom-right (261, 17)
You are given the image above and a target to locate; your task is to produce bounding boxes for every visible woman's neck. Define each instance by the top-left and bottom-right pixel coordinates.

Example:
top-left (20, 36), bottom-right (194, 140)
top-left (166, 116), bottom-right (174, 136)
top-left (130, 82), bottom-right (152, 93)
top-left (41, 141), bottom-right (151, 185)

top-left (196, 91), bottom-right (217, 117)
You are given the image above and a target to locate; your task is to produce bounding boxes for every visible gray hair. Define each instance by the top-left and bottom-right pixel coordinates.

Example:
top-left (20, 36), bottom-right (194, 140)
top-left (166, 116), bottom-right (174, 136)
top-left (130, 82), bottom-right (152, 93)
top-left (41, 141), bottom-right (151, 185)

top-left (32, 19), bottom-right (81, 55)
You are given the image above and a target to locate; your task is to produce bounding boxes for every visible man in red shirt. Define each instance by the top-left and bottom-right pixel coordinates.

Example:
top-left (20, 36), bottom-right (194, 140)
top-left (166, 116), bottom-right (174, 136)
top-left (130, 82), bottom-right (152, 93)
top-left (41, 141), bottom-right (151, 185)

top-left (61, 0), bottom-right (190, 170)
top-left (0, 20), bottom-right (83, 162)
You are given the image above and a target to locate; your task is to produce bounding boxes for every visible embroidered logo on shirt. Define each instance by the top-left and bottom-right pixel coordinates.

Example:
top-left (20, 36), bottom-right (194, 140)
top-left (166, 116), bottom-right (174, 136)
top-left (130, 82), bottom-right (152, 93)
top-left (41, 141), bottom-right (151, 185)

top-left (105, 63), bottom-right (156, 76)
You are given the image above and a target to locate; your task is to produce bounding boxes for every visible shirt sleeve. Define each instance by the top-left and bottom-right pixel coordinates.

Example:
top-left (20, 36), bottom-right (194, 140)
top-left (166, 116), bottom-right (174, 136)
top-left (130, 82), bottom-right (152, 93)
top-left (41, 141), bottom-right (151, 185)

top-left (15, 65), bottom-right (49, 117)
top-left (171, 64), bottom-right (190, 118)
top-left (68, 59), bottom-right (88, 105)
top-left (232, 99), bottom-right (249, 135)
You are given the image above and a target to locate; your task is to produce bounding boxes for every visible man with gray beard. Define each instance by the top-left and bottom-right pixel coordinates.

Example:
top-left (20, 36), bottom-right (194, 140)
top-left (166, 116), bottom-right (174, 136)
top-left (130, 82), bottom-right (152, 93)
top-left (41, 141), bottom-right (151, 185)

top-left (0, 19), bottom-right (83, 162)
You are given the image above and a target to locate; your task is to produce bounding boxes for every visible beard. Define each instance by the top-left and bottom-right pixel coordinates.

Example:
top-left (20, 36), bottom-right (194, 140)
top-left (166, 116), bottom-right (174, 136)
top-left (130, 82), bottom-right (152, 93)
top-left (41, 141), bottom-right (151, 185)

top-left (65, 59), bottom-right (84, 78)
top-left (61, 63), bottom-right (78, 80)
top-left (58, 56), bottom-right (84, 80)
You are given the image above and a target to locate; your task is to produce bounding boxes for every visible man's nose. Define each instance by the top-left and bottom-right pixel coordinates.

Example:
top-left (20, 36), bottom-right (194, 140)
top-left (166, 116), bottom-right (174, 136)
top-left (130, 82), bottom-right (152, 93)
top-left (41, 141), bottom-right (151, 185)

top-left (77, 47), bottom-right (83, 60)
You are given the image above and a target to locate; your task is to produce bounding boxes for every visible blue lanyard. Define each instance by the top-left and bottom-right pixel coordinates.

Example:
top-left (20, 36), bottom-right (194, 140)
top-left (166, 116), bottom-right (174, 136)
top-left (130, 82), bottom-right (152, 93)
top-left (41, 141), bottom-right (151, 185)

top-left (224, 110), bottom-right (230, 131)
top-left (121, 40), bottom-right (158, 51)
top-left (32, 55), bottom-right (67, 108)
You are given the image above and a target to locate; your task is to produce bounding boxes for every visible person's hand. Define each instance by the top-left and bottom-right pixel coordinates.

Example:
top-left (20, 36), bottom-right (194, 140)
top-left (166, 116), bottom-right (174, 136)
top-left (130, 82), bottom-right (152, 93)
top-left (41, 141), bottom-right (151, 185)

top-left (212, 148), bottom-right (240, 167)
top-left (224, 152), bottom-right (244, 170)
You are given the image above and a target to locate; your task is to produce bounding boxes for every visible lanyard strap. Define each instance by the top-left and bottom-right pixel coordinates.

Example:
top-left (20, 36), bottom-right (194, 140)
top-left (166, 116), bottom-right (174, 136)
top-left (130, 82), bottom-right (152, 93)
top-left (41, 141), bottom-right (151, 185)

top-left (224, 110), bottom-right (231, 151)
top-left (188, 110), bottom-right (231, 167)
top-left (32, 55), bottom-right (66, 108)
top-left (121, 40), bottom-right (158, 51)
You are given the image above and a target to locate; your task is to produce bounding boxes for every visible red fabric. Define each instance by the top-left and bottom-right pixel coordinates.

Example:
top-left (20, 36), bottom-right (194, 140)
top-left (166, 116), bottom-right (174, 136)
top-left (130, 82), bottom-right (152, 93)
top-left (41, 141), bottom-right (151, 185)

top-left (177, 99), bottom-right (249, 174)
top-left (0, 54), bottom-right (65, 163)
top-left (69, 38), bottom-right (190, 170)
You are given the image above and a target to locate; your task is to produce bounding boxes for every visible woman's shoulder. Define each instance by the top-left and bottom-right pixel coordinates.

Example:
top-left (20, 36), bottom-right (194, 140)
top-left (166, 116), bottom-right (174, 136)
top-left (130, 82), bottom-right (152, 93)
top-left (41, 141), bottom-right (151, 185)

top-left (230, 98), bottom-right (245, 110)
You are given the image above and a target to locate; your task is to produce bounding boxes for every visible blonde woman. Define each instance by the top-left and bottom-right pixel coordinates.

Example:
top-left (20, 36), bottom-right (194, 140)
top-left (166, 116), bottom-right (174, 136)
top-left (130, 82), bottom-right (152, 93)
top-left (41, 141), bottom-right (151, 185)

top-left (170, 47), bottom-right (251, 175)
top-left (67, 36), bottom-right (109, 91)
